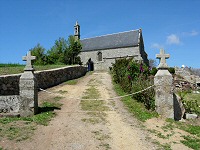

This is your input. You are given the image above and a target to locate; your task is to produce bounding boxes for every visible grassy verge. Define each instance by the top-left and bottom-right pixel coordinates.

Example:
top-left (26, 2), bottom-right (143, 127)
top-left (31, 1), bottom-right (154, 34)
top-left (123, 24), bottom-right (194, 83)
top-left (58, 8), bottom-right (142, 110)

top-left (181, 135), bottom-right (200, 150)
top-left (183, 92), bottom-right (200, 115)
top-left (0, 64), bottom-right (67, 75)
top-left (0, 96), bottom-right (62, 142)
top-left (113, 82), bottom-right (158, 122)
top-left (65, 79), bottom-right (78, 85)
top-left (156, 118), bottom-right (200, 150)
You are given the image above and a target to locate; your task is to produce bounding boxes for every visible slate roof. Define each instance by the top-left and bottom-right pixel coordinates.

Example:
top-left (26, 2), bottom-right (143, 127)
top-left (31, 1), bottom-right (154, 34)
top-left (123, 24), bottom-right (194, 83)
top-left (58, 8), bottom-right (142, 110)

top-left (80, 29), bottom-right (140, 52)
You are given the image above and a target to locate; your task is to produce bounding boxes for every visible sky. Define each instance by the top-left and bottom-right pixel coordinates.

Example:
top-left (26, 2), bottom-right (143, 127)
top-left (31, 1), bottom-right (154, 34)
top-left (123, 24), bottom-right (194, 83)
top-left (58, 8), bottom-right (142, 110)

top-left (0, 0), bottom-right (200, 68)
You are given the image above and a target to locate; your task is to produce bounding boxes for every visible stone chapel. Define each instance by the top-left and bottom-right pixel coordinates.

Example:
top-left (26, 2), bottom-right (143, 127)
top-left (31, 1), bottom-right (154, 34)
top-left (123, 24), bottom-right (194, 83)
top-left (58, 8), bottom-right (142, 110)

top-left (74, 21), bottom-right (149, 70)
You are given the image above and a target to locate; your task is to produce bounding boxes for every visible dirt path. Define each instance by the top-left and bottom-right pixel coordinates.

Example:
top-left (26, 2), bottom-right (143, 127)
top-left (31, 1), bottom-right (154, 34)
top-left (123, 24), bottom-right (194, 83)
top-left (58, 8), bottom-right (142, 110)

top-left (7, 72), bottom-right (157, 150)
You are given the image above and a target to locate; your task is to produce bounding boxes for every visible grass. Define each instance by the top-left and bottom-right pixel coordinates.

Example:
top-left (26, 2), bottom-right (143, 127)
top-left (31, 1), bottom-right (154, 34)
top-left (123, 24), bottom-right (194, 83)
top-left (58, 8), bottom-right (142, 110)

top-left (92, 130), bottom-right (111, 150)
top-left (99, 143), bottom-right (111, 150)
top-left (183, 92), bottom-right (200, 115)
top-left (92, 130), bottom-right (110, 141)
top-left (165, 118), bottom-right (200, 149)
top-left (0, 100), bottom-right (61, 142)
top-left (82, 86), bottom-right (100, 99)
top-left (181, 135), bottom-right (200, 150)
top-left (53, 96), bottom-right (64, 101)
top-left (82, 112), bottom-right (107, 124)
top-left (152, 141), bottom-right (172, 150)
top-left (65, 79), bottom-right (78, 85)
top-left (81, 80), bottom-right (109, 111)
top-left (80, 100), bottom-right (109, 111)
top-left (0, 64), bottom-right (67, 75)
top-left (166, 119), bottom-right (200, 137)
top-left (0, 63), bottom-right (24, 67)
top-left (113, 82), bottom-right (158, 122)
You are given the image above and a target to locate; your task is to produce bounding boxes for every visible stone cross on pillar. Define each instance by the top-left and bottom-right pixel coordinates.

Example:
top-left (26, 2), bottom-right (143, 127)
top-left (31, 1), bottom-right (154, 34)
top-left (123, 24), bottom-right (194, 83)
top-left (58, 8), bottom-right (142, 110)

top-left (19, 51), bottom-right (38, 117)
top-left (156, 49), bottom-right (170, 69)
top-left (154, 49), bottom-right (174, 119)
top-left (22, 51), bottom-right (36, 71)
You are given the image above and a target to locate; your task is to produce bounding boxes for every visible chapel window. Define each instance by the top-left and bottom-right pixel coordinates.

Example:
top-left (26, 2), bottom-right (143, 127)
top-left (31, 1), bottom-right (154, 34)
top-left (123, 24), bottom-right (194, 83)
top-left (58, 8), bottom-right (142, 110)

top-left (97, 52), bottom-right (102, 61)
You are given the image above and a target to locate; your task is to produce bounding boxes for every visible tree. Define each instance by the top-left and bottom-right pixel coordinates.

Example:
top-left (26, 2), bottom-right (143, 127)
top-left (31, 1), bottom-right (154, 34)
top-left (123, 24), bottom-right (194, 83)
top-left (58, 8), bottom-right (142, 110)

top-left (47, 38), bottom-right (68, 64)
top-left (30, 44), bottom-right (46, 65)
top-left (67, 35), bottom-right (82, 64)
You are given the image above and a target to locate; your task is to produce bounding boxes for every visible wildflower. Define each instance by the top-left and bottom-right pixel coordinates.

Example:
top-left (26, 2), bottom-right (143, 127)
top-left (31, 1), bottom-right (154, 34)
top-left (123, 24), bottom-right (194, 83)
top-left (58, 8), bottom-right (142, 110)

top-left (128, 75), bottom-right (131, 80)
top-left (149, 66), bottom-right (152, 71)
top-left (140, 63), bottom-right (144, 72)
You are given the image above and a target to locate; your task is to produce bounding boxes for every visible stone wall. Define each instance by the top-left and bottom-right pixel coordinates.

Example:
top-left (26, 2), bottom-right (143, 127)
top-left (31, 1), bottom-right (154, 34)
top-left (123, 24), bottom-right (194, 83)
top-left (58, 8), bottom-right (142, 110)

top-left (0, 65), bottom-right (87, 95)
top-left (79, 47), bottom-right (144, 70)
top-left (0, 74), bottom-right (21, 95)
top-left (0, 95), bottom-right (20, 113)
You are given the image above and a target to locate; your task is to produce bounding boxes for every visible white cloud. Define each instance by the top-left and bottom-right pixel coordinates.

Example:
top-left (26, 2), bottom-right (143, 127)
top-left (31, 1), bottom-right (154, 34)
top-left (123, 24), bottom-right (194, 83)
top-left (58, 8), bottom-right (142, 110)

top-left (151, 43), bottom-right (164, 49)
top-left (166, 34), bottom-right (180, 45)
top-left (190, 30), bottom-right (199, 36)
top-left (182, 30), bottom-right (199, 37)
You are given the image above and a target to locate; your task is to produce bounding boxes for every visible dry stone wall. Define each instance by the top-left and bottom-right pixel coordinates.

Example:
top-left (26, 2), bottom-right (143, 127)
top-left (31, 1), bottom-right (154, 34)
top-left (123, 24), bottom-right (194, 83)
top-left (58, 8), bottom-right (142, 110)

top-left (0, 65), bottom-right (87, 95)
top-left (0, 95), bottom-right (20, 113)
top-left (0, 74), bottom-right (21, 95)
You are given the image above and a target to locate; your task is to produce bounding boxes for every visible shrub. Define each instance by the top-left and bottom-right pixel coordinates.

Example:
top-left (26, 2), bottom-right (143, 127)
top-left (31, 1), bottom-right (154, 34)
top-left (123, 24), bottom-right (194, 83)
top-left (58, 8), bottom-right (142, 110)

top-left (112, 58), bottom-right (155, 110)
top-left (112, 58), bottom-right (130, 84)
top-left (168, 67), bottom-right (175, 74)
top-left (150, 67), bottom-right (158, 76)
top-left (132, 76), bottom-right (155, 110)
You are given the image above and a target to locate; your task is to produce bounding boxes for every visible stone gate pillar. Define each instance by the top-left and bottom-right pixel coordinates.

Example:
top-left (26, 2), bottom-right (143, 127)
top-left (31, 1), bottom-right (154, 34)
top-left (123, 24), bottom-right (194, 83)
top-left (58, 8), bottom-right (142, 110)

top-left (154, 49), bottom-right (174, 119)
top-left (19, 51), bottom-right (38, 117)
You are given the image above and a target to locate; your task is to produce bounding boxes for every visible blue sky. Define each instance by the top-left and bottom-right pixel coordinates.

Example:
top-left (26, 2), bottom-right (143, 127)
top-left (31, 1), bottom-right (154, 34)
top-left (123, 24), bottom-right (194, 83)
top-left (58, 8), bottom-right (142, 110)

top-left (0, 0), bottom-right (200, 68)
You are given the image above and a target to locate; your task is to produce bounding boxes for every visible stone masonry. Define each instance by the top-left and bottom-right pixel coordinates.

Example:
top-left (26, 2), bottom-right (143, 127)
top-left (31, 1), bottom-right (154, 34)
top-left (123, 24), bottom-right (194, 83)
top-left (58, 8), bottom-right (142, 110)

top-left (0, 66), bottom-right (87, 96)
top-left (0, 65), bottom-right (87, 115)
top-left (154, 49), bottom-right (174, 119)
top-left (19, 51), bottom-right (38, 116)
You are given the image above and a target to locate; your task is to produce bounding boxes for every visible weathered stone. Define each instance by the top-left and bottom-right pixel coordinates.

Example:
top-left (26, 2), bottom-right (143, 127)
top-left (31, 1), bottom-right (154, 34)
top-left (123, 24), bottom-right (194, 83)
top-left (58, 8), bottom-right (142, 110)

top-left (173, 93), bottom-right (185, 121)
top-left (156, 49), bottom-right (170, 69)
top-left (22, 51), bottom-right (36, 71)
top-left (154, 49), bottom-right (174, 119)
top-left (19, 71), bottom-right (38, 117)
top-left (19, 51), bottom-right (38, 117)
top-left (154, 70), bottom-right (174, 118)
top-left (0, 95), bottom-right (20, 113)
top-left (185, 113), bottom-right (198, 119)
top-left (0, 66), bottom-right (87, 95)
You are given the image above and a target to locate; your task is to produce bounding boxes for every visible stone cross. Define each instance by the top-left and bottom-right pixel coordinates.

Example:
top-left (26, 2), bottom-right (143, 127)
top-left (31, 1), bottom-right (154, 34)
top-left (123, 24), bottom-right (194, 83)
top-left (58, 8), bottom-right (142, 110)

top-left (20, 51), bottom-right (38, 117)
top-left (156, 49), bottom-right (170, 69)
top-left (154, 49), bottom-right (174, 119)
top-left (22, 51), bottom-right (36, 71)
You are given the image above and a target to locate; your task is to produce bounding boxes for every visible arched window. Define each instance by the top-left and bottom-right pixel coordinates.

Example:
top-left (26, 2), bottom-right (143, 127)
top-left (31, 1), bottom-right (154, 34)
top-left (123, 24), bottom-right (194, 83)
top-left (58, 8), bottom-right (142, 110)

top-left (97, 52), bottom-right (102, 61)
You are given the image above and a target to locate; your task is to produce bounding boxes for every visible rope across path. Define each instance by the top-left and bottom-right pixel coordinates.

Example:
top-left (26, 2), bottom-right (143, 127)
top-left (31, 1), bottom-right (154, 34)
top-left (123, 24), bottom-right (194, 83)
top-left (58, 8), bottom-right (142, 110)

top-left (39, 85), bottom-right (155, 101)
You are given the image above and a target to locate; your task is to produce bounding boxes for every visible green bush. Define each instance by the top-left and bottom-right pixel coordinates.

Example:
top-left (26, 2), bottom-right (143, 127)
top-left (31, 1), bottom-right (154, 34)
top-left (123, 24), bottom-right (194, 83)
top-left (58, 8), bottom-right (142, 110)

top-left (112, 58), bottom-right (155, 110)
top-left (168, 67), bottom-right (175, 74)
top-left (150, 67), bottom-right (158, 75)
top-left (178, 91), bottom-right (200, 115)
top-left (132, 76), bottom-right (155, 110)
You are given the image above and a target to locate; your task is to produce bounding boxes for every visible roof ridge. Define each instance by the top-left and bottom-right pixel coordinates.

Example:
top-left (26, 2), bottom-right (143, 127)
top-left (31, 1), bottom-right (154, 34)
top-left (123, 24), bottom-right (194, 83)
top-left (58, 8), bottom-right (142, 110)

top-left (81, 29), bottom-right (140, 40)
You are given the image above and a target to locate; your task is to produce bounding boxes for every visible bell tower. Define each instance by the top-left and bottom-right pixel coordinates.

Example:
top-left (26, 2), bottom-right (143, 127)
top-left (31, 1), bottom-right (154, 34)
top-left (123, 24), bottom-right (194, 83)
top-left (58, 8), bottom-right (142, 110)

top-left (74, 21), bottom-right (80, 40)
